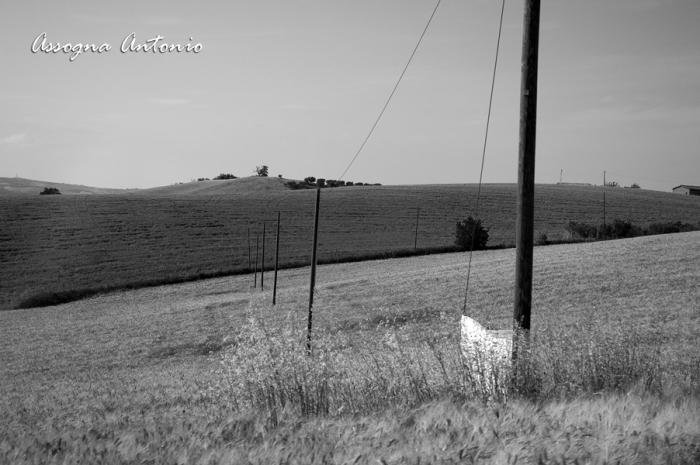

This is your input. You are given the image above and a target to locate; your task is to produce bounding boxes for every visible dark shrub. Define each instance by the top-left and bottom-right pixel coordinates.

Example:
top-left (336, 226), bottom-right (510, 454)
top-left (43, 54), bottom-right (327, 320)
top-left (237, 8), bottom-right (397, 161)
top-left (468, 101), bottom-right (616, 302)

top-left (285, 181), bottom-right (309, 190)
top-left (455, 217), bottom-right (489, 251)
top-left (647, 221), bottom-right (699, 235)
top-left (40, 187), bottom-right (61, 195)
top-left (566, 221), bottom-right (597, 239)
top-left (609, 219), bottom-right (637, 238)
top-left (213, 173), bottom-right (237, 180)
top-left (304, 177), bottom-right (316, 184)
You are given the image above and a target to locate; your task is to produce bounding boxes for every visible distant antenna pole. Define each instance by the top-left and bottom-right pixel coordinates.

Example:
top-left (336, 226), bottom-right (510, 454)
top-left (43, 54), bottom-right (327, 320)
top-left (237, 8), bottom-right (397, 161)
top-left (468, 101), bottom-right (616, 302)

top-left (513, 0), bottom-right (541, 349)
top-left (307, 188), bottom-right (321, 354)
top-left (603, 171), bottom-right (606, 234)
top-left (560, 169), bottom-right (562, 184)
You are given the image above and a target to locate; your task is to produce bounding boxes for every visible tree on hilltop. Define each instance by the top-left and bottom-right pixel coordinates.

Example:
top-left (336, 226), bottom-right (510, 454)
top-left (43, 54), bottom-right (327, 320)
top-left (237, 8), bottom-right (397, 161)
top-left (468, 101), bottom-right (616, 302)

top-left (213, 173), bottom-right (237, 180)
top-left (255, 166), bottom-right (269, 177)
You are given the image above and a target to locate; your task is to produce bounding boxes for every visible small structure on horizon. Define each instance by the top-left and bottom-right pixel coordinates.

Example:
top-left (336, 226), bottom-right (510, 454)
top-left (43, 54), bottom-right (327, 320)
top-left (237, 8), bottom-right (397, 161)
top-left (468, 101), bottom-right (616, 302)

top-left (673, 185), bottom-right (700, 196)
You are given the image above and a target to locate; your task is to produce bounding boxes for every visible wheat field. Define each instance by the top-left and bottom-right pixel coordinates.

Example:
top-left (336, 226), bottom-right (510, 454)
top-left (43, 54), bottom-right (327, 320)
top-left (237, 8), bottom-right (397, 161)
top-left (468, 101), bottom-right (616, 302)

top-left (1, 231), bottom-right (699, 463)
top-left (2, 182), bottom-right (699, 309)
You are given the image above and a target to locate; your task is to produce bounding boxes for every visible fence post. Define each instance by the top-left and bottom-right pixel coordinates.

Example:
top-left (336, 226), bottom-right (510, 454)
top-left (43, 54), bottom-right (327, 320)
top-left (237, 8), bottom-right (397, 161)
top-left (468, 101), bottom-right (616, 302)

top-left (307, 188), bottom-right (321, 354)
top-left (273, 212), bottom-right (281, 305)
top-left (261, 222), bottom-right (266, 289)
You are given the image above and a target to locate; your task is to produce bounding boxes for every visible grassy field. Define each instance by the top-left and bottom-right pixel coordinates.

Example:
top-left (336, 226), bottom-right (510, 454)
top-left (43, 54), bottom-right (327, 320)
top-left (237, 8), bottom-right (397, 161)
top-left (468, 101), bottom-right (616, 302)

top-left (1, 231), bottom-right (699, 463)
top-left (1, 179), bottom-right (699, 309)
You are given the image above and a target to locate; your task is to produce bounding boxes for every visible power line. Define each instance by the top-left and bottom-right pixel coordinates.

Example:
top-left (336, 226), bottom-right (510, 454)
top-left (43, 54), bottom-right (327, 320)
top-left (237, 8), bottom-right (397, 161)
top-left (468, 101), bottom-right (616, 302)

top-left (462, 0), bottom-right (507, 316)
top-left (337, 0), bottom-right (443, 181)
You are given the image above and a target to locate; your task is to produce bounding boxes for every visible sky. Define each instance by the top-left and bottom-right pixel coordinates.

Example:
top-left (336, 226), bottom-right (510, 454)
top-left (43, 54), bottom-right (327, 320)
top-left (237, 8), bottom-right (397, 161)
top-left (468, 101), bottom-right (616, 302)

top-left (1, 0), bottom-right (699, 192)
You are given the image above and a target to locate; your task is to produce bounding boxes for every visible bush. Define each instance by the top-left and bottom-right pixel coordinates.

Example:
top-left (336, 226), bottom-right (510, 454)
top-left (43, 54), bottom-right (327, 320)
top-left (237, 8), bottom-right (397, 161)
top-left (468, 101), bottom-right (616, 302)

top-left (39, 187), bottom-right (61, 195)
top-left (646, 221), bottom-right (699, 235)
top-left (566, 221), bottom-right (597, 239)
top-left (609, 219), bottom-right (643, 239)
top-left (345, 181), bottom-right (354, 187)
top-left (213, 173), bottom-right (237, 180)
top-left (316, 178), bottom-right (326, 188)
top-left (455, 217), bottom-right (489, 251)
top-left (304, 177), bottom-right (316, 184)
top-left (197, 178), bottom-right (210, 182)
top-left (285, 181), bottom-right (309, 190)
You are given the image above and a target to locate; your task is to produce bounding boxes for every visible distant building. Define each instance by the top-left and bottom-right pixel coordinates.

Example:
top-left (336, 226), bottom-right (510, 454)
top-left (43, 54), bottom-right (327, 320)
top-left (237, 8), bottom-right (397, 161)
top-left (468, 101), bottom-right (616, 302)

top-left (673, 185), bottom-right (700, 196)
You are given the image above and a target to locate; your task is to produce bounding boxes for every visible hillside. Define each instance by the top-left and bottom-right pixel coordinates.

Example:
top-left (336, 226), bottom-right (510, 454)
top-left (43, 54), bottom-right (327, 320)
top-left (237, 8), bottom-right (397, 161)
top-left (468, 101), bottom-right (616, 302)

top-left (135, 176), bottom-right (291, 196)
top-left (1, 183), bottom-right (698, 309)
top-left (0, 177), bottom-right (141, 196)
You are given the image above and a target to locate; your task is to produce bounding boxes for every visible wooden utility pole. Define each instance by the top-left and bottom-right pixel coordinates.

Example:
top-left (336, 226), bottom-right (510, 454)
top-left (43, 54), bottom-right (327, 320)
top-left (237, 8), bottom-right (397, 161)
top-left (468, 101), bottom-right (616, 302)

top-left (247, 226), bottom-right (251, 271)
top-left (513, 0), bottom-right (541, 342)
top-left (414, 207), bottom-right (420, 252)
top-left (603, 171), bottom-right (606, 234)
top-left (254, 233), bottom-right (259, 288)
top-left (273, 212), bottom-right (281, 305)
top-left (261, 222), bottom-right (266, 289)
top-left (307, 188), bottom-right (321, 354)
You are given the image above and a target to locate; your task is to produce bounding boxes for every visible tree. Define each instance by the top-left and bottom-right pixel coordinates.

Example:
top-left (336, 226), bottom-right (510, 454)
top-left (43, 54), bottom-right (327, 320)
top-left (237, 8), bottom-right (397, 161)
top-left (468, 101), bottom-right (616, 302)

top-left (455, 217), bottom-right (489, 251)
top-left (316, 178), bottom-right (326, 188)
top-left (255, 165), bottom-right (269, 177)
top-left (213, 173), bottom-right (237, 180)
top-left (630, 183), bottom-right (641, 189)
top-left (304, 176), bottom-right (316, 184)
top-left (39, 187), bottom-right (61, 195)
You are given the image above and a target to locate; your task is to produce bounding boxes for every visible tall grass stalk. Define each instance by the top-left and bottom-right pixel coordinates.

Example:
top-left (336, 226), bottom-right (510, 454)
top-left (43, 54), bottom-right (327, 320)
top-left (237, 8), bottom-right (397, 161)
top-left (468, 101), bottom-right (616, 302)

top-left (211, 305), bottom-right (685, 421)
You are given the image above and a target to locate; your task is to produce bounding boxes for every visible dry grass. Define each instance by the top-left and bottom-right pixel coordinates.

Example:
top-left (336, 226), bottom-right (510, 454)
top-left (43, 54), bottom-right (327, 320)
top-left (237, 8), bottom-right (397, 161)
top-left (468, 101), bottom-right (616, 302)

top-left (1, 232), bottom-right (699, 463)
top-left (2, 183), bottom-right (699, 309)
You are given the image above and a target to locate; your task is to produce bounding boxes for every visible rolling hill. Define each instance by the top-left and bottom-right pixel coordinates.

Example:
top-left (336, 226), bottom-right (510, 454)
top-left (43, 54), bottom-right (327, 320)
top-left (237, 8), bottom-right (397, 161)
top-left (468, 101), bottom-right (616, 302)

top-left (1, 180), bottom-right (698, 309)
top-left (0, 177), bottom-right (141, 196)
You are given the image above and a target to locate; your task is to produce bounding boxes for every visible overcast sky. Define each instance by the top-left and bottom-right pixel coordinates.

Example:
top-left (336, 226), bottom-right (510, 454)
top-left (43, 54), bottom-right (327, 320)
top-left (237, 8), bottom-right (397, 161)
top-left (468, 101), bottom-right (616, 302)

top-left (1, 0), bottom-right (698, 191)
